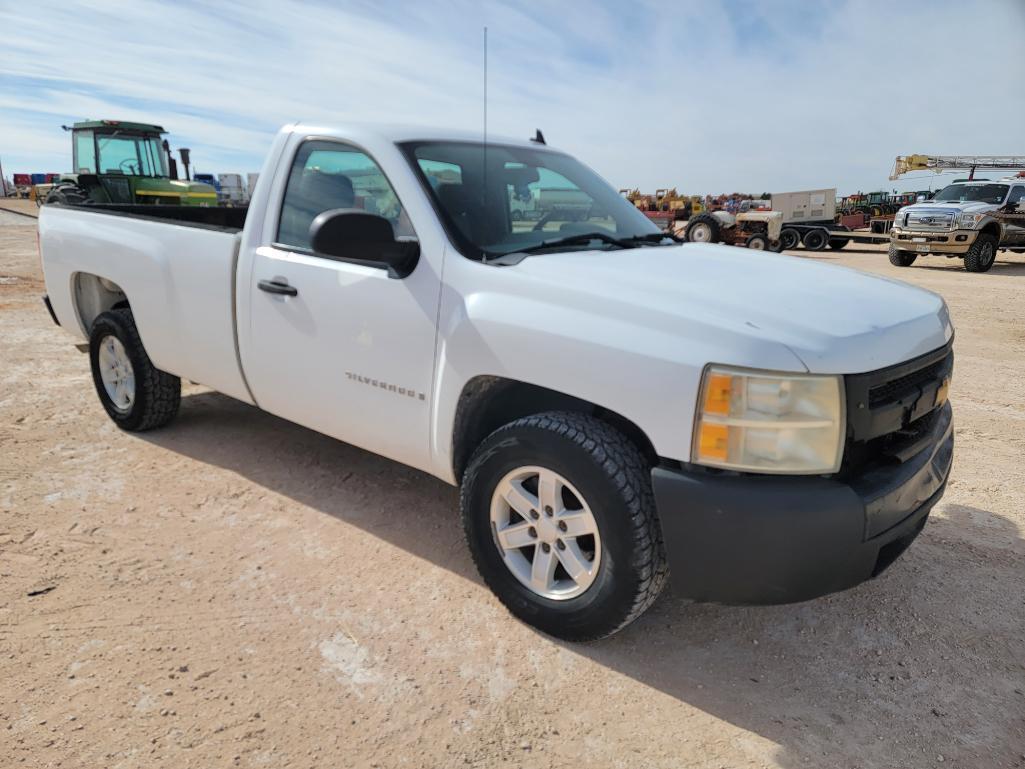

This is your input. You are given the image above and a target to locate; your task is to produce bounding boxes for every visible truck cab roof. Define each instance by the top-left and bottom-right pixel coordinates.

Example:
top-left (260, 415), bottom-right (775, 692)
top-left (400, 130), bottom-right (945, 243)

top-left (287, 122), bottom-right (560, 152)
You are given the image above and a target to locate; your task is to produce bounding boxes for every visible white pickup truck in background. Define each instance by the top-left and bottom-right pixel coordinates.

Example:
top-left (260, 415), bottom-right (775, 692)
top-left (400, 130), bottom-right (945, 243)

top-left (39, 123), bottom-right (955, 640)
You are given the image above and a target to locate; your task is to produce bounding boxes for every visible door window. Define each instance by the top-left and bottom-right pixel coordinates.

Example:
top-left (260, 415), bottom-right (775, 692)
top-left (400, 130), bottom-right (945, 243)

top-left (74, 131), bottom-right (96, 174)
top-left (277, 140), bottom-right (413, 251)
top-left (1007, 186), bottom-right (1025, 205)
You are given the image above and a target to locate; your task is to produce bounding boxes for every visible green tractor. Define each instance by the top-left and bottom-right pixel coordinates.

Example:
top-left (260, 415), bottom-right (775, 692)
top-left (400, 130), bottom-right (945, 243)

top-left (46, 120), bottom-right (217, 206)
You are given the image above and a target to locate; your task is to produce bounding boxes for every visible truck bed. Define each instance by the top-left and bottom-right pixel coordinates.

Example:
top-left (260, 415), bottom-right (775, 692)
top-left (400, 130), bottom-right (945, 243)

top-left (38, 203), bottom-right (253, 404)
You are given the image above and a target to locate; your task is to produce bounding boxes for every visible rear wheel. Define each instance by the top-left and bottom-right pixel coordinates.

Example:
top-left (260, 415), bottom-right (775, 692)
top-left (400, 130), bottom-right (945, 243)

top-left (461, 412), bottom-right (668, 641)
top-left (45, 184), bottom-right (89, 205)
top-left (684, 213), bottom-right (721, 244)
top-left (89, 308), bottom-right (181, 431)
top-left (802, 229), bottom-right (828, 251)
top-left (829, 238), bottom-right (850, 250)
top-left (963, 234), bottom-right (997, 273)
top-left (779, 228), bottom-right (801, 251)
top-left (888, 243), bottom-right (917, 267)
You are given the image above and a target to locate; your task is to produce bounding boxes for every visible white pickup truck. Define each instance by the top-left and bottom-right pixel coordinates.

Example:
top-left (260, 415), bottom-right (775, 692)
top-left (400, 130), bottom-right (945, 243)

top-left (39, 123), bottom-right (955, 640)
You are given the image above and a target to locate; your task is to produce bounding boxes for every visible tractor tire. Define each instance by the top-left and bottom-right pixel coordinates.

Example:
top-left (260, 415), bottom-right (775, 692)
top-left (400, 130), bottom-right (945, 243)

top-left (89, 308), bottom-right (181, 431)
top-left (745, 234), bottom-right (768, 251)
top-left (45, 184), bottom-right (89, 206)
top-left (963, 234), bottom-right (998, 273)
top-left (887, 243), bottom-right (917, 267)
top-left (829, 238), bottom-right (850, 250)
top-left (684, 213), bottom-right (721, 244)
top-left (779, 228), bottom-right (801, 251)
top-left (802, 229), bottom-right (828, 251)
top-left (460, 411), bottom-right (668, 641)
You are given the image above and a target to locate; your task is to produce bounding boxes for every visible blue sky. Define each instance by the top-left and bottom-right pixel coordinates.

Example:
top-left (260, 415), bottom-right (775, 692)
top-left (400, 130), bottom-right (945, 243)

top-left (2, 0), bottom-right (1023, 195)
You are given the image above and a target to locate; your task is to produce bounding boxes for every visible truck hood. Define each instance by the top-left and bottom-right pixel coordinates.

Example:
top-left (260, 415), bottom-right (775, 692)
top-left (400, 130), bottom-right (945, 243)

top-left (512, 243), bottom-right (952, 374)
top-left (902, 200), bottom-right (997, 215)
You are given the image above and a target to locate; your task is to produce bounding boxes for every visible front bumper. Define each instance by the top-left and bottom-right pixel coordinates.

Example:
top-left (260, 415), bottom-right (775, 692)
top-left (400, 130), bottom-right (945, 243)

top-left (652, 402), bottom-right (953, 605)
top-left (891, 227), bottom-right (977, 255)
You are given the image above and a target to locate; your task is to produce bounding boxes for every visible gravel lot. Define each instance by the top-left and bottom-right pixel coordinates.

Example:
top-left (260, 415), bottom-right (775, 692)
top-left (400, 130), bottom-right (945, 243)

top-left (2, 213), bottom-right (1023, 768)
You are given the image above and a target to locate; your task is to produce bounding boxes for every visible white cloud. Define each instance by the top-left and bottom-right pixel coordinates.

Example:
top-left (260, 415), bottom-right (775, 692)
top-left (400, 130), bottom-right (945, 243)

top-left (1, 0), bottom-right (1023, 194)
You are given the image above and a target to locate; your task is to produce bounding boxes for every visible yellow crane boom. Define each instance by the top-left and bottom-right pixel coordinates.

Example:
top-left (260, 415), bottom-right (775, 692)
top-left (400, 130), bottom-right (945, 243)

top-left (890, 155), bottom-right (1025, 180)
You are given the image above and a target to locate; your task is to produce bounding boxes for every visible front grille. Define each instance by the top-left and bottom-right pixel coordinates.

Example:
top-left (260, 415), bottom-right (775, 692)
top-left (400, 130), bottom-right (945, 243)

top-left (842, 343), bottom-right (953, 475)
top-left (868, 356), bottom-right (949, 408)
top-left (905, 209), bottom-right (957, 231)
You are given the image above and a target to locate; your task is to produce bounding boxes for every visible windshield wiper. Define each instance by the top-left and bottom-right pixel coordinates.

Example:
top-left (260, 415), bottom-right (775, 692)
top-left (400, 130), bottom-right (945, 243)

top-left (617, 232), bottom-right (679, 245)
top-left (508, 230), bottom-right (678, 257)
top-left (511, 231), bottom-right (634, 255)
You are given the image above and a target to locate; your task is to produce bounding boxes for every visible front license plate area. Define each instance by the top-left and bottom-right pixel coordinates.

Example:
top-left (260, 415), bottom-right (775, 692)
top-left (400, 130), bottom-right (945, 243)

top-left (916, 245), bottom-right (930, 252)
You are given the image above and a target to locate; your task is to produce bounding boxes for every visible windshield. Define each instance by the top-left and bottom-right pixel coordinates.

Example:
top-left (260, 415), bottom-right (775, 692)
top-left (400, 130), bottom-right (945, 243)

top-left (933, 183), bottom-right (1008, 204)
top-left (400, 141), bottom-right (662, 258)
top-left (95, 132), bottom-right (169, 177)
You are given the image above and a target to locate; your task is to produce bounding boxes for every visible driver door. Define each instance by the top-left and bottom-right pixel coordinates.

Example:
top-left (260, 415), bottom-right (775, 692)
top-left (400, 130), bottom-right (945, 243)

top-left (240, 139), bottom-right (441, 471)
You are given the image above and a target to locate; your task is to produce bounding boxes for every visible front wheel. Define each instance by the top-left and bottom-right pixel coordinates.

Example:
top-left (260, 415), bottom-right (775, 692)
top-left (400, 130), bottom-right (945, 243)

top-left (888, 242), bottom-right (917, 267)
top-left (745, 234), bottom-right (768, 250)
top-left (964, 234), bottom-right (998, 273)
top-left (461, 412), bottom-right (668, 641)
top-left (89, 308), bottom-right (181, 431)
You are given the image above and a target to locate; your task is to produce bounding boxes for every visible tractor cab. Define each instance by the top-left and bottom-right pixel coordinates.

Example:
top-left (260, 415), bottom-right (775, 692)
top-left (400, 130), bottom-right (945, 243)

top-left (49, 120), bottom-right (217, 206)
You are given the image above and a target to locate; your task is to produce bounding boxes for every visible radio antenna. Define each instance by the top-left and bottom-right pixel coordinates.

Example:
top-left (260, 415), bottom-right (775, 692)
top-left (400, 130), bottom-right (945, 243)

top-left (481, 25), bottom-right (488, 262)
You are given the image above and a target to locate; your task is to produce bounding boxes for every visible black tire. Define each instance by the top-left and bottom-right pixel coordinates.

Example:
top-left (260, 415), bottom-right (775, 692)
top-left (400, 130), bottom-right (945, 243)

top-left (829, 238), bottom-right (850, 250)
top-left (963, 233), bottom-right (998, 273)
top-left (461, 411), bottom-right (668, 641)
top-left (89, 308), bottom-right (181, 431)
top-left (45, 184), bottom-right (89, 205)
top-left (802, 229), bottom-right (828, 251)
top-left (684, 213), bottom-right (721, 244)
top-left (779, 228), bottom-right (801, 251)
top-left (745, 234), bottom-right (768, 250)
top-left (888, 242), bottom-right (917, 267)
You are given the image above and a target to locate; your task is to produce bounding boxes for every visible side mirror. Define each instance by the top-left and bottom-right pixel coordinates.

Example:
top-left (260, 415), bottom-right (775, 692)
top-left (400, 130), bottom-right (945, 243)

top-left (309, 209), bottom-right (419, 279)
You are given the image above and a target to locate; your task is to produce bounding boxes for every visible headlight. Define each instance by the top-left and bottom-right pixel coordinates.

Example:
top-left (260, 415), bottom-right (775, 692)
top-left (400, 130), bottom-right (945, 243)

top-left (692, 366), bottom-right (845, 474)
top-left (957, 212), bottom-right (984, 229)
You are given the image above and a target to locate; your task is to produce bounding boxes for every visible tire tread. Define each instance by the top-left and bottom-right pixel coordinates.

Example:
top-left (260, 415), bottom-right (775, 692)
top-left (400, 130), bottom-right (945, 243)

top-left (92, 308), bottom-right (180, 431)
top-left (461, 411), bottom-right (668, 640)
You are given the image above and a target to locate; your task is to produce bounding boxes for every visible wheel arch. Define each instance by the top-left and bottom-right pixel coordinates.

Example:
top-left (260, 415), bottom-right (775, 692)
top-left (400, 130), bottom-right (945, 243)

top-left (450, 376), bottom-right (658, 483)
top-left (72, 272), bottom-right (130, 336)
top-left (978, 221), bottom-right (1002, 241)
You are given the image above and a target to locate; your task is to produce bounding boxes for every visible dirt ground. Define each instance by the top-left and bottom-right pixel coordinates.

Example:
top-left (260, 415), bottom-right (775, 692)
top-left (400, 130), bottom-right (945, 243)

top-left (2, 212), bottom-right (1023, 768)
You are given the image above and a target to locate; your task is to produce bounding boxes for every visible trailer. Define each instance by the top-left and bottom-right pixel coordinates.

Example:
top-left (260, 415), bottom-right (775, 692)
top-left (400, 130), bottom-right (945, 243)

top-left (757, 188), bottom-right (893, 251)
top-left (778, 220), bottom-right (894, 251)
